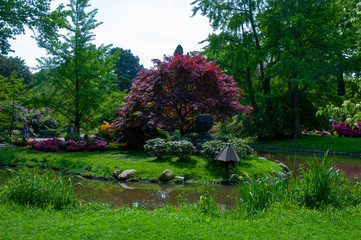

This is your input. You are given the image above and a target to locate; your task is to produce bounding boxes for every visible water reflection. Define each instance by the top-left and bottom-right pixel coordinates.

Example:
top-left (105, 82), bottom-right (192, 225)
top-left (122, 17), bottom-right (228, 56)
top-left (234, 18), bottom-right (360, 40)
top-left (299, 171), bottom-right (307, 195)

top-left (74, 179), bottom-right (237, 210)
top-left (255, 151), bottom-right (361, 181)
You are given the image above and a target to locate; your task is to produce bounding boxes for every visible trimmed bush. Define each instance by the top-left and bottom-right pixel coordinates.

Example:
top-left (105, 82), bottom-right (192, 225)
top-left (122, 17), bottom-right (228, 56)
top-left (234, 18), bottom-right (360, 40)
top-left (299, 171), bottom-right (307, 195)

top-left (201, 140), bottom-right (225, 163)
top-left (227, 138), bottom-right (253, 158)
top-left (144, 138), bottom-right (169, 160)
top-left (168, 140), bottom-right (195, 162)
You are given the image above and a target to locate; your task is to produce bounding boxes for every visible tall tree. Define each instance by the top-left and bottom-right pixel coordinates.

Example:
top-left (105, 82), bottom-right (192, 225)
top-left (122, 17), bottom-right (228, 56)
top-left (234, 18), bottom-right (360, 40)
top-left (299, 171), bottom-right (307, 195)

top-left (37, 0), bottom-right (116, 133)
top-left (260, 0), bottom-right (341, 137)
top-left (0, 55), bottom-right (33, 87)
top-left (0, 0), bottom-right (63, 54)
top-left (192, 0), bottom-right (267, 109)
top-left (0, 72), bottom-right (25, 136)
top-left (108, 47), bottom-right (143, 91)
top-left (174, 45), bottom-right (184, 55)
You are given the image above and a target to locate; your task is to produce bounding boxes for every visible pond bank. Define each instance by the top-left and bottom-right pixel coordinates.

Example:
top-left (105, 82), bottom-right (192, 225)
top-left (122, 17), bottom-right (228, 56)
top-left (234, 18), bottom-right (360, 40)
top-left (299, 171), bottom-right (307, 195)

top-left (251, 145), bottom-right (361, 157)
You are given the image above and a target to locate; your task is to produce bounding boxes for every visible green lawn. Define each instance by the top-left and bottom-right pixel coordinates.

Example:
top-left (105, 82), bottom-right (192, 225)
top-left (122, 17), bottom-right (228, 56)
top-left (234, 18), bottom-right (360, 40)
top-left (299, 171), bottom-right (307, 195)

top-left (251, 135), bottom-right (361, 154)
top-left (1, 147), bottom-right (281, 181)
top-left (0, 202), bottom-right (360, 239)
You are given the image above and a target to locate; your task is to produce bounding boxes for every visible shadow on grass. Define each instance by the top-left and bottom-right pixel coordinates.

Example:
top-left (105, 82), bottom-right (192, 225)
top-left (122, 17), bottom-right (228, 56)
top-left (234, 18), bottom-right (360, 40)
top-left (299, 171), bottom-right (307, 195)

top-left (205, 162), bottom-right (225, 178)
top-left (169, 158), bottom-right (198, 169)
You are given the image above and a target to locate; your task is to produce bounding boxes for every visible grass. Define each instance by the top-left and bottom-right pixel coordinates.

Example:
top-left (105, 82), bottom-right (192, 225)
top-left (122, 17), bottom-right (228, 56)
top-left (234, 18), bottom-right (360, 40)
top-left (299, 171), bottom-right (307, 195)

top-left (0, 202), bottom-right (360, 239)
top-left (251, 135), bottom-right (361, 154)
top-left (1, 147), bottom-right (282, 181)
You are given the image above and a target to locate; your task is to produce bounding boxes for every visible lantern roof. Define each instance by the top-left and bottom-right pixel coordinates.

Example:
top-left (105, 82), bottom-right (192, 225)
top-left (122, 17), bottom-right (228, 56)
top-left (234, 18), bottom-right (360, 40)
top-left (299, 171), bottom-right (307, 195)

top-left (215, 143), bottom-right (241, 162)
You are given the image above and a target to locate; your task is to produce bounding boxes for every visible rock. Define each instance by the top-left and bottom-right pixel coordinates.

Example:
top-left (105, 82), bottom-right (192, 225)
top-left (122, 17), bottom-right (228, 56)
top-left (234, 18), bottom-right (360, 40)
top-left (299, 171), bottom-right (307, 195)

top-left (171, 176), bottom-right (185, 184)
top-left (118, 169), bottom-right (137, 180)
top-left (277, 171), bottom-right (286, 178)
top-left (127, 178), bottom-right (138, 182)
top-left (120, 183), bottom-right (135, 190)
top-left (275, 160), bottom-right (281, 164)
top-left (278, 163), bottom-right (290, 173)
top-left (259, 157), bottom-right (268, 160)
top-left (159, 169), bottom-right (174, 181)
top-left (113, 170), bottom-right (121, 179)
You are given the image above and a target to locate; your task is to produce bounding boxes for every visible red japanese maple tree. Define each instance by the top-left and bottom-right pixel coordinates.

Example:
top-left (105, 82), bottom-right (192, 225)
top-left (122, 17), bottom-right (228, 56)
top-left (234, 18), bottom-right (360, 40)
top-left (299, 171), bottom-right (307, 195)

top-left (113, 53), bottom-right (252, 141)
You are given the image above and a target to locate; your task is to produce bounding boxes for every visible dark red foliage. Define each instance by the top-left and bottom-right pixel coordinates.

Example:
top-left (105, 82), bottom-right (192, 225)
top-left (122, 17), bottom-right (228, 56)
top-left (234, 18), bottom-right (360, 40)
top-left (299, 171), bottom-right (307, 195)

top-left (333, 122), bottom-right (361, 137)
top-left (112, 53), bottom-right (252, 137)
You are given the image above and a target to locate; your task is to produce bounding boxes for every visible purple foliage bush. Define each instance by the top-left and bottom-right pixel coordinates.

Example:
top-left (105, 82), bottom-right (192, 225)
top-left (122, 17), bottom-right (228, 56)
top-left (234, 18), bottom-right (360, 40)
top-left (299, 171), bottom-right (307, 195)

top-left (29, 138), bottom-right (108, 152)
top-left (333, 122), bottom-right (361, 137)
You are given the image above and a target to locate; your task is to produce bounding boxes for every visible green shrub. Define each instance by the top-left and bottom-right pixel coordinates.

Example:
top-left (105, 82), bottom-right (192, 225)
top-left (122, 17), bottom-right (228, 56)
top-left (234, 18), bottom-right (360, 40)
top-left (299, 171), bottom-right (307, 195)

top-left (299, 153), bottom-right (345, 208)
top-left (144, 138), bottom-right (169, 160)
top-left (200, 140), bottom-right (225, 163)
top-left (1, 168), bottom-right (78, 209)
top-left (168, 140), bottom-right (195, 162)
top-left (227, 138), bottom-right (253, 158)
top-left (65, 134), bottom-right (83, 142)
top-left (0, 146), bottom-right (15, 164)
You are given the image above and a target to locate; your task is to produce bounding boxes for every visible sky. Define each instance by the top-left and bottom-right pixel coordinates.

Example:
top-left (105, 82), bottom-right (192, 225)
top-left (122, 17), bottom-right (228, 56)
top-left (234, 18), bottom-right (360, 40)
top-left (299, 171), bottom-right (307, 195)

top-left (8, 0), bottom-right (214, 71)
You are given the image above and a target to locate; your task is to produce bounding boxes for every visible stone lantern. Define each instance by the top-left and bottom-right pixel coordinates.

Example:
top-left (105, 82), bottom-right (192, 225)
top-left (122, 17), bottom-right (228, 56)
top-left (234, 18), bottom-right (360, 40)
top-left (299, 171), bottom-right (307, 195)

top-left (215, 143), bottom-right (240, 177)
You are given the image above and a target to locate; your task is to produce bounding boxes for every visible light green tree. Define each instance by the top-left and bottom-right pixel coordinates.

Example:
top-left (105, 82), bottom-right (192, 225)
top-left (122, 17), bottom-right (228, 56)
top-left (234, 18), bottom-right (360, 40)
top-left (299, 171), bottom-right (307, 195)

top-left (0, 72), bottom-right (25, 137)
top-left (36, 0), bottom-right (117, 133)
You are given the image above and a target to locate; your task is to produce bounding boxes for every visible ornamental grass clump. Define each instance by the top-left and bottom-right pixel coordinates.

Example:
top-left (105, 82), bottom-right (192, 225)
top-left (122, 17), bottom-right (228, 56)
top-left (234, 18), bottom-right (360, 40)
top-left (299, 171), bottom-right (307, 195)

top-left (299, 153), bottom-right (345, 208)
top-left (1, 168), bottom-right (78, 209)
top-left (144, 138), bottom-right (169, 160)
top-left (235, 177), bottom-right (288, 216)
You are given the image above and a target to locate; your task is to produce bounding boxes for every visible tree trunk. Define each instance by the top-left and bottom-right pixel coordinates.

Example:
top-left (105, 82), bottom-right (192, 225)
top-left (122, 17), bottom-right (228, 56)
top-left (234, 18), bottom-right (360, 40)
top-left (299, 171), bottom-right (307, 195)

top-left (289, 82), bottom-right (301, 138)
top-left (337, 70), bottom-right (346, 96)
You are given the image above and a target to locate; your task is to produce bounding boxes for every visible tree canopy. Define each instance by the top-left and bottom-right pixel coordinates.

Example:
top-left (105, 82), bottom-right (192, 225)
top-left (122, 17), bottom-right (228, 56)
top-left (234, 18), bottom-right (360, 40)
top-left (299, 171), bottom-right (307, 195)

top-left (35, 0), bottom-right (117, 132)
top-left (113, 52), bottom-right (252, 139)
top-left (108, 47), bottom-right (143, 91)
top-left (0, 0), bottom-right (63, 54)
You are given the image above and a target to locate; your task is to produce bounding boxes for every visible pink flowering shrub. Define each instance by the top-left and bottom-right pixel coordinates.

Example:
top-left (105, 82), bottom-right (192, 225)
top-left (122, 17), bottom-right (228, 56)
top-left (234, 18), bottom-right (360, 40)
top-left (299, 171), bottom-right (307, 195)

top-left (63, 140), bottom-right (87, 152)
top-left (89, 140), bottom-right (108, 151)
top-left (302, 130), bottom-right (331, 136)
top-left (333, 122), bottom-right (361, 137)
top-left (28, 138), bottom-right (63, 152)
top-left (29, 138), bottom-right (108, 152)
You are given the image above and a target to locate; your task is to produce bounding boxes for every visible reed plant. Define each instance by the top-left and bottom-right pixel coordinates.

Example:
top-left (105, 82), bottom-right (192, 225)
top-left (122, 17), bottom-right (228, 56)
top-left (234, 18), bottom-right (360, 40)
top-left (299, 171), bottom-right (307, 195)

top-left (194, 184), bottom-right (221, 217)
top-left (1, 168), bottom-right (78, 209)
top-left (235, 177), bottom-right (288, 216)
top-left (299, 153), bottom-right (345, 208)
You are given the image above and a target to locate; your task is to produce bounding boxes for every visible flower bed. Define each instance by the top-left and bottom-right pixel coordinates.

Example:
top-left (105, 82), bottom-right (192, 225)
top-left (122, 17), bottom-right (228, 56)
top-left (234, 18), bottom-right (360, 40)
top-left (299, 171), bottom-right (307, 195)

top-left (333, 122), bottom-right (361, 137)
top-left (29, 138), bottom-right (108, 152)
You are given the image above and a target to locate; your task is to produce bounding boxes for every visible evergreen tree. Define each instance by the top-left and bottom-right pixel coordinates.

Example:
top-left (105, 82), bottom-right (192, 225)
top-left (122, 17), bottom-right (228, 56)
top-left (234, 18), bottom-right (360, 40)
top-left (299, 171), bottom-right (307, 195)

top-left (174, 45), bottom-right (184, 55)
top-left (108, 47), bottom-right (143, 91)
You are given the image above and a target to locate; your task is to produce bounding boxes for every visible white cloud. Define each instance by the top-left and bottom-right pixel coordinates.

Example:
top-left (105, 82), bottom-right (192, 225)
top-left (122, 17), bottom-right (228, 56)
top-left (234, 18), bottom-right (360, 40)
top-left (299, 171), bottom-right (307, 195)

top-left (8, 0), bottom-right (213, 70)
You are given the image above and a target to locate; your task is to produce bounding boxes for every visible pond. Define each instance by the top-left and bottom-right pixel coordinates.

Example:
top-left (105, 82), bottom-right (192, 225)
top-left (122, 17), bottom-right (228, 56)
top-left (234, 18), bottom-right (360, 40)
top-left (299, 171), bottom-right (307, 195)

top-left (1, 151), bottom-right (360, 210)
top-left (255, 151), bottom-right (361, 181)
